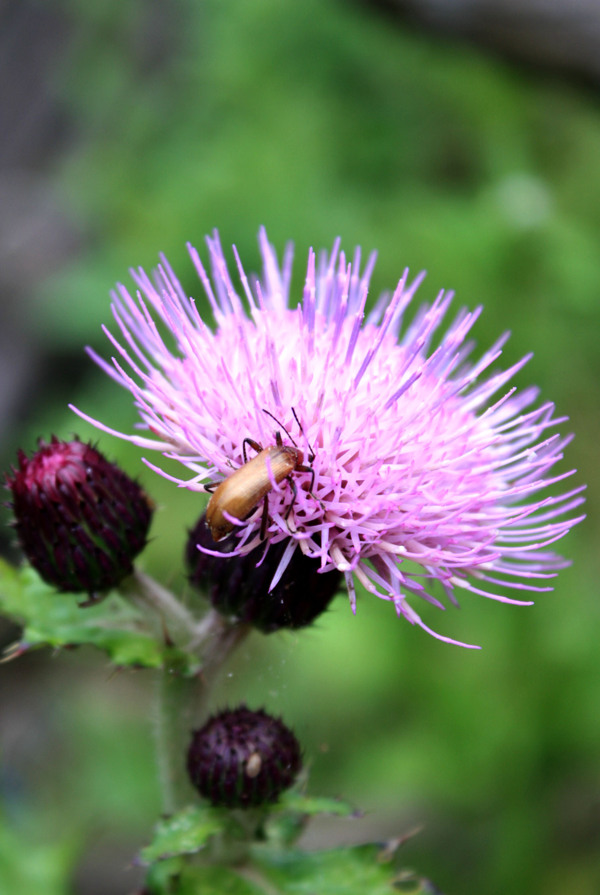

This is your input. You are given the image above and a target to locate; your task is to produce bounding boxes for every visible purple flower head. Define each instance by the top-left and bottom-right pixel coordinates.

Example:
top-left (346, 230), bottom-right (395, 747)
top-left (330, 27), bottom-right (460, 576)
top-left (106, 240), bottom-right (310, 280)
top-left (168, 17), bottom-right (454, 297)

top-left (72, 228), bottom-right (585, 647)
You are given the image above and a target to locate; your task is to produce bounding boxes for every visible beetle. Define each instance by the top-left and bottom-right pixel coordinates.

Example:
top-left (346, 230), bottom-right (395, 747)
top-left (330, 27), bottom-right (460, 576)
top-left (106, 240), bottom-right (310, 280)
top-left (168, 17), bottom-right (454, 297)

top-left (205, 410), bottom-right (315, 542)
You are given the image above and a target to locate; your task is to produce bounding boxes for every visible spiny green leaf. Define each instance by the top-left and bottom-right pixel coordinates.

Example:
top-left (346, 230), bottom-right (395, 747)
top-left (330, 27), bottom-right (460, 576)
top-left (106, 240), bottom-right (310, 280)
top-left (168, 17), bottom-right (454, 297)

top-left (147, 860), bottom-right (268, 895)
top-left (0, 559), bottom-right (196, 672)
top-left (265, 790), bottom-right (360, 847)
top-left (140, 805), bottom-right (225, 864)
top-left (143, 842), bottom-right (437, 895)
top-left (275, 790), bottom-right (359, 819)
top-left (141, 803), bottom-right (437, 895)
top-left (252, 841), bottom-right (435, 895)
top-left (140, 794), bottom-right (360, 868)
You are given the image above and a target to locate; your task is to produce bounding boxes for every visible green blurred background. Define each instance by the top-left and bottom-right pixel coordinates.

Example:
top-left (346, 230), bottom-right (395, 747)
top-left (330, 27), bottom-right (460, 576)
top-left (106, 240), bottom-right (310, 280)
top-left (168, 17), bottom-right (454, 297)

top-left (0, 1), bottom-right (598, 893)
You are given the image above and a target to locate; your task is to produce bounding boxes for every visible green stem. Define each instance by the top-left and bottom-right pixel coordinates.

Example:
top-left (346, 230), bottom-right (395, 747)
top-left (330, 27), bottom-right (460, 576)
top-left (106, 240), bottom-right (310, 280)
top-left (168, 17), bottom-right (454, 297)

top-left (154, 608), bottom-right (251, 814)
top-left (155, 668), bottom-right (197, 813)
top-left (126, 568), bottom-right (198, 644)
top-left (122, 569), bottom-right (253, 814)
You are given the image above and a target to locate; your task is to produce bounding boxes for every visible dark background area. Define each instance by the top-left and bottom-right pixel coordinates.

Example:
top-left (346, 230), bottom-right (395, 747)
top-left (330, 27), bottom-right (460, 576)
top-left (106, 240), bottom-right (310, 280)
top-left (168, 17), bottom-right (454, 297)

top-left (0, 1), bottom-right (598, 893)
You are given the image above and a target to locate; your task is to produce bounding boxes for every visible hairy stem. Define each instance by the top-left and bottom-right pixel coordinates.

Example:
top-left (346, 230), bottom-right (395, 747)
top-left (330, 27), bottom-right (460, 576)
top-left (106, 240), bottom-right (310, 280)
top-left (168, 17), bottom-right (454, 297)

top-left (154, 605), bottom-right (251, 814)
top-left (155, 668), bottom-right (198, 814)
top-left (123, 569), bottom-right (252, 814)
top-left (126, 568), bottom-right (198, 644)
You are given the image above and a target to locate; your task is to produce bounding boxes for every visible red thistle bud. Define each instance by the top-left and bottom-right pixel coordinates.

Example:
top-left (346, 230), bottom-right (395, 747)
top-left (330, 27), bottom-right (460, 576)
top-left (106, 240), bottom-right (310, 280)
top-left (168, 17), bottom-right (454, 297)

top-left (6, 438), bottom-right (153, 597)
top-left (186, 514), bottom-right (341, 632)
top-left (187, 706), bottom-right (302, 808)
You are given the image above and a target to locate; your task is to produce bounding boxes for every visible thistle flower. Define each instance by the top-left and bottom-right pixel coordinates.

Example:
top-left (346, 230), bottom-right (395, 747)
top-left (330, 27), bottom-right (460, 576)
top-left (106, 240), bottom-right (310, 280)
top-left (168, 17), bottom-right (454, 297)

top-left (187, 706), bottom-right (302, 808)
top-left (6, 438), bottom-right (153, 595)
top-left (72, 229), bottom-right (584, 646)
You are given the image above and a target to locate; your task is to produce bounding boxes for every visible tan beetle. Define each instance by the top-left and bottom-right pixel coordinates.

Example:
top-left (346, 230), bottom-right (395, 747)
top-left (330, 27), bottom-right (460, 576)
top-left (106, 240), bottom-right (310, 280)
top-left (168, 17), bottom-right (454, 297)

top-left (205, 409), bottom-right (315, 542)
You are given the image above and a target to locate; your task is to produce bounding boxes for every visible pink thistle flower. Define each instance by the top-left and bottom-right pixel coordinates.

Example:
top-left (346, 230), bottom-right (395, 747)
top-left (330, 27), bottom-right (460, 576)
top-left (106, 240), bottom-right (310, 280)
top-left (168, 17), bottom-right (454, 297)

top-left (72, 228), bottom-right (585, 647)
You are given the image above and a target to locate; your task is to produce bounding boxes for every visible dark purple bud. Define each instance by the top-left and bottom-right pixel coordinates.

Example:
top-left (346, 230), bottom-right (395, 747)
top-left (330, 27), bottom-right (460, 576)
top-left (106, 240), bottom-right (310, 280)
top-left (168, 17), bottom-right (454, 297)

top-left (186, 514), bottom-right (341, 632)
top-left (187, 706), bottom-right (302, 808)
top-left (6, 438), bottom-right (153, 596)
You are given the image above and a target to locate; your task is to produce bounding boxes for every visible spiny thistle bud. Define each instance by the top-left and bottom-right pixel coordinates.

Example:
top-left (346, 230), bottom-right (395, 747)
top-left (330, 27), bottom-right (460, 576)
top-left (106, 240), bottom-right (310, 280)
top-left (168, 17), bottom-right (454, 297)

top-left (186, 514), bottom-right (341, 632)
top-left (187, 706), bottom-right (302, 808)
top-left (6, 438), bottom-right (153, 597)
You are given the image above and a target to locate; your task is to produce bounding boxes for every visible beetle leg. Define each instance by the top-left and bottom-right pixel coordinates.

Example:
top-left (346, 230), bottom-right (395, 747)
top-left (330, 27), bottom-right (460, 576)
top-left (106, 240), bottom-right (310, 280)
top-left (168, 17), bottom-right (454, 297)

top-left (296, 463), bottom-right (315, 494)
top-left (295, 464), bottom-right (326, 512)
top-left (242, 438), bottom-right (263, 464)
top-left (284, 474), bottom-right (298, 523)
top-left (204, 481), bottom-right (220, 493)
top-left (260, 494), bottom-right (270, 540)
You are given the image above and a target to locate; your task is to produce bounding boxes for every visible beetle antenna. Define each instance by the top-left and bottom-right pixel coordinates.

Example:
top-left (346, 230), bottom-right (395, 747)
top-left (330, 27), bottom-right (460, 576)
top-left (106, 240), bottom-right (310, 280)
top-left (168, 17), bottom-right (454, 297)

top-left (262, 409), bottom-right (297, 446)
top-left (291, 407), bottom-right (315, 463)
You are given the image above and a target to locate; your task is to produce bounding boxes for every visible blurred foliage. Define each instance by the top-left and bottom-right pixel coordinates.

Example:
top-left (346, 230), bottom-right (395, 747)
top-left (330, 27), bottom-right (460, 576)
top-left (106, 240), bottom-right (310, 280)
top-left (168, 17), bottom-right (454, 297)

top-left (1, 0), bottom-right (599, 893)
top-left (0, 814), bottom-right (79, 895)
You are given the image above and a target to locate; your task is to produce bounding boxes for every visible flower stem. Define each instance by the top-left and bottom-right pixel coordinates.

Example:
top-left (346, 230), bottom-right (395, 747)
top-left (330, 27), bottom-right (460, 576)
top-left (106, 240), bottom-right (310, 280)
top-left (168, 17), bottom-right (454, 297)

top-left (155, 668), bottom-right (197, 814)
top-left (122, 568), bottom-right (252, 814)
top-left (154, 607), bottom-right (251, 814)
top-left (127, 568), bottom-right (198, 643)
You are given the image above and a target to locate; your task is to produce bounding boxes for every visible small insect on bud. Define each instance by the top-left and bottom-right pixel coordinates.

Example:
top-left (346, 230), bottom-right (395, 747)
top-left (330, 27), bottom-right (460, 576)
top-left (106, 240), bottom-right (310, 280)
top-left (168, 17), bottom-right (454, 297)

top-left (6, 438), bottom-right (153, 598)
top-left (186, 514), bottom-right (342, 632)
top-left (187, 706), bottom-right (302, 808)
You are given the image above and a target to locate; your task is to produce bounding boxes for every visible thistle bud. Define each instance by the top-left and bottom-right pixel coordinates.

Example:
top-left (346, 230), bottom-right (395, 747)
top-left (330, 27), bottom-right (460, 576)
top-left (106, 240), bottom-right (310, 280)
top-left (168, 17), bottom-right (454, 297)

top-left (187, 706), bottom-right (302, 808)
top-left (6, 438), bottom-right (153, 596)
top-left (186, 514), bottom-right (341, 632)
